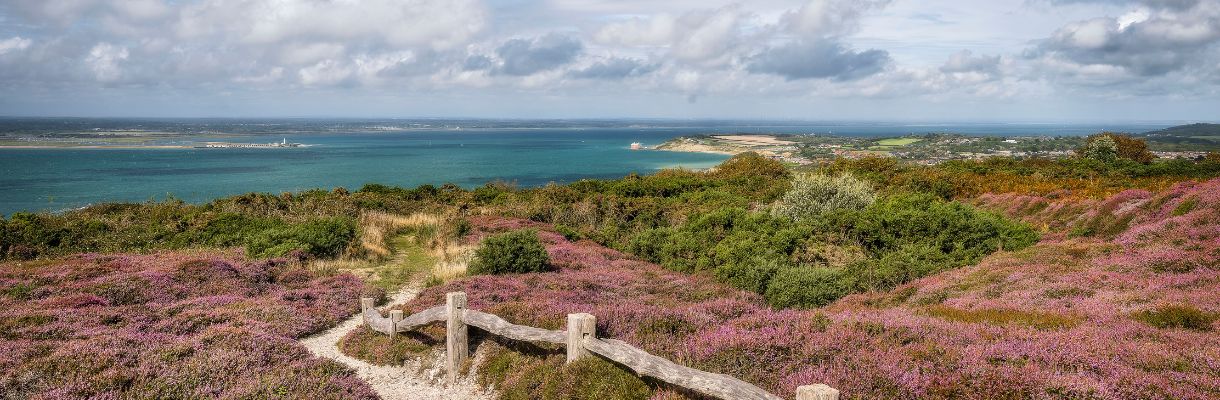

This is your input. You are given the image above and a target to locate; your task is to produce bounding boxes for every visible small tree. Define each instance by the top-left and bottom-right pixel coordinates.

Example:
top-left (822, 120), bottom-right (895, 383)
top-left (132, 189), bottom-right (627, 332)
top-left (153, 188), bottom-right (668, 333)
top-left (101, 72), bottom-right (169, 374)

top-left (1078, 135), bottom-right (1118, 162)
top-left (1078, 133), bottom-right (1154, 163)
top-left (771, 173), bottom-right (877, 221)
top-left (470, 229), bottom-right (550, 275)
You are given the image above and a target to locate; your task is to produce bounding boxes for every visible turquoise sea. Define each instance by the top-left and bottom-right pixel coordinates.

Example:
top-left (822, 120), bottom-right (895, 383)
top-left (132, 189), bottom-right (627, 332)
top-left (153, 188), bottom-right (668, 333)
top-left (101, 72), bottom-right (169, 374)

top-left (0, 119), bottom-right (1172, 216)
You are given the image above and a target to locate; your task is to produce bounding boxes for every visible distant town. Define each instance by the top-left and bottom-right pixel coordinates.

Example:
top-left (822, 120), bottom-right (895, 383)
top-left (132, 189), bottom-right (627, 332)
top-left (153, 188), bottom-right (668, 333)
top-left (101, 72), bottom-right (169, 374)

top-left (655, 123), bottom-right (1220, 165)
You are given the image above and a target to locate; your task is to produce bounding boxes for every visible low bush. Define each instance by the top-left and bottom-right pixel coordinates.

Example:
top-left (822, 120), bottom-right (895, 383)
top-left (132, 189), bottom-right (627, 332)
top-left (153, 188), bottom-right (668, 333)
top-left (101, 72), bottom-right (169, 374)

top-left (764, 267), bottom-right (849, 309)
top-left (470, 229), bottom-right (551, 275)
top-left (245, 217), bottom-right (357, 258)
top-left (771, 173), bottom-right (876, 221)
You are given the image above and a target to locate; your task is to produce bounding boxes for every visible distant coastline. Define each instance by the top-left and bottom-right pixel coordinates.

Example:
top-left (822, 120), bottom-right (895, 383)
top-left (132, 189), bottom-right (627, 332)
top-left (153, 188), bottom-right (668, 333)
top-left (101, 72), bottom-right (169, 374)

top-left (0, 144), bottom-right (195, 149)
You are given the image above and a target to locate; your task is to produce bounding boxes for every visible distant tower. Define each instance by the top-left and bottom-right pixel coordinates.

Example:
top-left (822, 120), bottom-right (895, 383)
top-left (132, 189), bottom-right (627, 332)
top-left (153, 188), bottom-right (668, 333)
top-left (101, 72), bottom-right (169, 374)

top-left (282, 137), bottom-right (287, 145)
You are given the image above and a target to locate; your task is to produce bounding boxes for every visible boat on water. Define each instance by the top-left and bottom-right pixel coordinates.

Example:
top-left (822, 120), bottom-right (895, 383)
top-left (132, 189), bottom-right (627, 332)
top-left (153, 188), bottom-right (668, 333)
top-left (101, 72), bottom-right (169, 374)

top-left (630, 142), bottom-right (643, 150)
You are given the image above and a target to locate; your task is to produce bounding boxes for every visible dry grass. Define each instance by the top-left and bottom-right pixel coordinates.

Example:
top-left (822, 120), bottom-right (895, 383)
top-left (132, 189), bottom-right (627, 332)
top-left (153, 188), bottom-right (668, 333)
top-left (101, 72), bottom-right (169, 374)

top-left (358, 211), bottom-right (443, 259)
top-left (319, 210), bottom-right (474, 289)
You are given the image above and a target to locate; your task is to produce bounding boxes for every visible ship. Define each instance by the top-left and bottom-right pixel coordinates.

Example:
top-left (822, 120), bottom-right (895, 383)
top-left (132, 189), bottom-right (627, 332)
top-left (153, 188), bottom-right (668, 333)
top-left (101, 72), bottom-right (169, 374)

top-left (630, 142), bottom-right (643, 150)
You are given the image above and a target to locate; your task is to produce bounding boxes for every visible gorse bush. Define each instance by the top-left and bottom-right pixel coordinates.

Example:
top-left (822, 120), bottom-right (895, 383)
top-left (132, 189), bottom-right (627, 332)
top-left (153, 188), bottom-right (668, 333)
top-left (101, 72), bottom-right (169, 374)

top-left (470, 229), bottom-right (551, 275)
top-left (771, 173), bottom-right (876, 221)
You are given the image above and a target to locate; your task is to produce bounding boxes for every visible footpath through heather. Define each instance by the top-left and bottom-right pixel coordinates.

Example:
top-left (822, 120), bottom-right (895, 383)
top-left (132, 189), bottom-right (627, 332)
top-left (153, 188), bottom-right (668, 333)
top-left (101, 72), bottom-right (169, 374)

top-left (299, 238), bottom-right (493, 400)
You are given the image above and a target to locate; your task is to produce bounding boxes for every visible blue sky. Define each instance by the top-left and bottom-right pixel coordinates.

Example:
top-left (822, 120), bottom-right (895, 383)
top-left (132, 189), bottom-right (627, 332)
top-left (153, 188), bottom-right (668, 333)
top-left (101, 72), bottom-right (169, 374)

top-left (0, 0), bottom-right (1217, 121)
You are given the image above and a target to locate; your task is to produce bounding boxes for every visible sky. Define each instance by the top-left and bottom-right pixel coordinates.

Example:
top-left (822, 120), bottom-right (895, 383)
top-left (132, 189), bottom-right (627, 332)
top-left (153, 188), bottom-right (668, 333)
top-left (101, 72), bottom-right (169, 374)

top-left (0, 0), bottom-right (1218, 121)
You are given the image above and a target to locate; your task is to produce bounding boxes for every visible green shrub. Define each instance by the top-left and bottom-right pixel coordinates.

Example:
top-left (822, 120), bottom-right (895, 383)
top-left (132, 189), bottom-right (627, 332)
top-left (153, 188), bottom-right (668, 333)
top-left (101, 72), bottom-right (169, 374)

top-left (764, 267), bottom-right (849, 309)
top-left (771, 173), bottom-right (877, 221)
top-left (849, 193), bottom-right (1040, 260)
top-left (715, 257), bottom-right (784, 294)
top-left (470, 229), bottom-right (551, 275)
top-left (847, 243), bottom-right (955, 291)
top-left (555, 224), bottom-right (583, 241)
top-left (245, 217), bottom-right (357, 259)
top-left (1132, 305), bottom-right (1216, 331)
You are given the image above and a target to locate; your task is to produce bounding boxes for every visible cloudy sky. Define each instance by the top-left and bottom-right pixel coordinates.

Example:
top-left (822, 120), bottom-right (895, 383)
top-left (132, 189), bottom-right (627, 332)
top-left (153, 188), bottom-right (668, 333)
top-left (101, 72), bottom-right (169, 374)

top-left (0, 0), bottom-right (1218, 120)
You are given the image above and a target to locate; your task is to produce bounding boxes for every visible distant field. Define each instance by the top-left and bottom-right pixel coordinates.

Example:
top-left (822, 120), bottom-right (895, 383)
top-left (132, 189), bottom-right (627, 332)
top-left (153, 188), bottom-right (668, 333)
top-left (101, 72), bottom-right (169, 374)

top-left (875, 138), bottom-right (923, 146)
top-left (1189, 136), bottom-right (1220, 141)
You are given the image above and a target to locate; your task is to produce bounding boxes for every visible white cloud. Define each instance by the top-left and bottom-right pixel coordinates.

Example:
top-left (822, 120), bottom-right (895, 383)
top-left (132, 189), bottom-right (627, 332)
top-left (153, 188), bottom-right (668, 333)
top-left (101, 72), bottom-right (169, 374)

top-left (781, 0), bottom-right (892, 37)
top-left (86, 43), bottom-right (129, 82)
top-left (0, 37), bottom-right (33, 55)
top-left (298, 59), bottom-right (354, 87)
top-left (0, 0), bottom-right (1217, 117)
top-left (595, 6), bottom-right (751, 66)
top-left (176, 0), bottom-right (487, 50)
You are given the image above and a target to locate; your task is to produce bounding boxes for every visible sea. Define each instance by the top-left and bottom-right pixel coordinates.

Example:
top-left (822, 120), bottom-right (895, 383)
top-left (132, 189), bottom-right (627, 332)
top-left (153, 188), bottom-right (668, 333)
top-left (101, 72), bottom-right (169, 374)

top-left (0, 118), bottom-right (1175, 216)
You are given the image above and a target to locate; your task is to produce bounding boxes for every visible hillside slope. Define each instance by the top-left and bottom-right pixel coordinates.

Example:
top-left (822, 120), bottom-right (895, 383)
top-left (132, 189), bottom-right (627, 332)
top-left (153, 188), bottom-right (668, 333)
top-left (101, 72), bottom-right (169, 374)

top-left (342, 179), bottom-right (1220, 399)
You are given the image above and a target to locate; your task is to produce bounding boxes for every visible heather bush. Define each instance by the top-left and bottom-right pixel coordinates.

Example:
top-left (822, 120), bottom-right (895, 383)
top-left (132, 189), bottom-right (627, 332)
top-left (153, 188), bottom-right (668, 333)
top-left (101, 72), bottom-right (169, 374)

top-left (771, 173), bottom-right (876, 221)
top-left (0, 252), bottom-right (381, 399)
top-left (470, 229), bottom-right (551, 275)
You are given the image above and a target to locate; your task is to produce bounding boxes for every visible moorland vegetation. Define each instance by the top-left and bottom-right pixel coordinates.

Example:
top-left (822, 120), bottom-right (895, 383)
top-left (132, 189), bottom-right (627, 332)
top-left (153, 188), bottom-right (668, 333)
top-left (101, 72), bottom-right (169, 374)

top-left (2, 135), bottom-right (1219, 399)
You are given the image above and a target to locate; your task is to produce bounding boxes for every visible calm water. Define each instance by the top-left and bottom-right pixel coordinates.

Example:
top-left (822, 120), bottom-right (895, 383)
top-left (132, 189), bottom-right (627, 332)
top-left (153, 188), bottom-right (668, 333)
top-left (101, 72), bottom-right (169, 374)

top-left (0, 119), bottom-right (1174, 216)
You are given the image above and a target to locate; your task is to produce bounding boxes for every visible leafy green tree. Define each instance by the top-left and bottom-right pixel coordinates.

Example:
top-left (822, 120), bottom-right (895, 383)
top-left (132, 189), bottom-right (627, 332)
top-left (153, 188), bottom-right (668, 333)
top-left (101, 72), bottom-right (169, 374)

top-left (1078, 133), bottom-right (1154, 163)
top-left (1079, 135), bottom-right (1118, 162)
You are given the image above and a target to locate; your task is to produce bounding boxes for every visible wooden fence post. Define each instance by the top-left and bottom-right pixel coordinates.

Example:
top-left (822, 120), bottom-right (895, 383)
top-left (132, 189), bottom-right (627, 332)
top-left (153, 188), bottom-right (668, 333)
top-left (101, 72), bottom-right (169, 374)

top-left (389, 309), bottom-right (403, 339)
top-left (796, 384), bottom-right (839, 400)
top-left (360, 297), bottom-right (375, 328)
top-left (566, 313), bottom-right (596, 363)
top-left (446, 292), bottom-right (468, 385)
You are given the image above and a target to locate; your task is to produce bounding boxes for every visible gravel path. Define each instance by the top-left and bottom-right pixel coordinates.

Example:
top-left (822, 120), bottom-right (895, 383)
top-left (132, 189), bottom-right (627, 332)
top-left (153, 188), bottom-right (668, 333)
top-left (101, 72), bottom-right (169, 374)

top-left (300, 287), bottom-right (495, 400)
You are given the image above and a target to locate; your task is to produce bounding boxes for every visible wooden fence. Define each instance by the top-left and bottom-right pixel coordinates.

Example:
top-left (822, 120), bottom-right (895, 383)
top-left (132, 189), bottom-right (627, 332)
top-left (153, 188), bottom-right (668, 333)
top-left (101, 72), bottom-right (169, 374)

top-left (360, 292), bottom-right (840, 400)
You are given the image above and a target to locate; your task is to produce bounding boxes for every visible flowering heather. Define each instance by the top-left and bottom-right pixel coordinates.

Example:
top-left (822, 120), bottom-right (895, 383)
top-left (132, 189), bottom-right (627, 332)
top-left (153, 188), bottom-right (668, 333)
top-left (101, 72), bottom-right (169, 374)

top-left (346, 209), bottom-right (1219, 399)
top-left (0, 251), bottom-right (381, 399)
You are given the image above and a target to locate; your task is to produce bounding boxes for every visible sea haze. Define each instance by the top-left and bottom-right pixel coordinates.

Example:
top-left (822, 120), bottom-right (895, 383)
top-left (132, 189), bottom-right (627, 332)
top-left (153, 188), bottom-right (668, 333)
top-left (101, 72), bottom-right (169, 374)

top-left (0, 118), bottom-right (1174, 215)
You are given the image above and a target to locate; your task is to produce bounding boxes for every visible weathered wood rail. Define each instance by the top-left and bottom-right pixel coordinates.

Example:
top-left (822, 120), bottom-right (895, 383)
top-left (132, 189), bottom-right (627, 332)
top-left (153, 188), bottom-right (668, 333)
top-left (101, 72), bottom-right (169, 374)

top-left (361, 292), bottom-right (840, 400)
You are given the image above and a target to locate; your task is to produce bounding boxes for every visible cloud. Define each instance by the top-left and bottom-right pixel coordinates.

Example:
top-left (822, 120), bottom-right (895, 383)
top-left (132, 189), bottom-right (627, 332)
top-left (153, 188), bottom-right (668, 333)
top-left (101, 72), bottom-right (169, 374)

top-left (494, 34), bottom-right (583, 76)
top-left (175, 0), bottom-right (486, 50)
top-left (940, 50), bottom-right (1001, 74)
top-left (594, 6), bottom-right (751, 66)
top-left (747, 41), bottom-right (890, 81)
top-left (0, 37), bottom-right (33, 55)
top-left (781, 0), bottom-right (894, 37)
top-left (1029, 0), bottom-right (1220, 78)
top-left (568, 58), bottom-right (658, 79)
top-left (86, 43), bottom-right (129, 82)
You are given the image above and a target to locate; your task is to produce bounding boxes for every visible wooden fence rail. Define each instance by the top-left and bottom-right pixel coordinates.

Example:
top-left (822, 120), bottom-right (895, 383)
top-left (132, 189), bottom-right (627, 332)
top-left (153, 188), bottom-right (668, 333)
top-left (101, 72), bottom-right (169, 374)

top-left (360, 292), bottom-right (840, 400)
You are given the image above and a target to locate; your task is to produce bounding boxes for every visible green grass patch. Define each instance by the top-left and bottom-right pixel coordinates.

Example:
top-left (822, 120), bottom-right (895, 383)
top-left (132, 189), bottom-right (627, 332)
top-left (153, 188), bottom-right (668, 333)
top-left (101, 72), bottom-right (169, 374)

top-left (479, 345), bottom-right (653, 400)
top-left (926, 306), bottom-right (1080, 330)
top-left (875, 138), bottom-right (923, 146)
top-left (1132, 305), bottom-right (1216, 331)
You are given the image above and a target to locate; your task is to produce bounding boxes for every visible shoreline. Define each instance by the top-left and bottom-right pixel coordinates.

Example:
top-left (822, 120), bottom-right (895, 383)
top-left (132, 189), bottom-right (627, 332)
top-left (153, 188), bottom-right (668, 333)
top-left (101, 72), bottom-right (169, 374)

top-left (0, 145), bottom-right (196, 149)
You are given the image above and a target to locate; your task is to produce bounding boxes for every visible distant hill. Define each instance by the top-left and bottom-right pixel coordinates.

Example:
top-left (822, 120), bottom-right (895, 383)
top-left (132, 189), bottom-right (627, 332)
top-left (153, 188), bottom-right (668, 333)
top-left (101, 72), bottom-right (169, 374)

top-left (1139, 123), bottom-right (1220, 149)
top-left (1142, 123), bottom-right (1220, 137)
